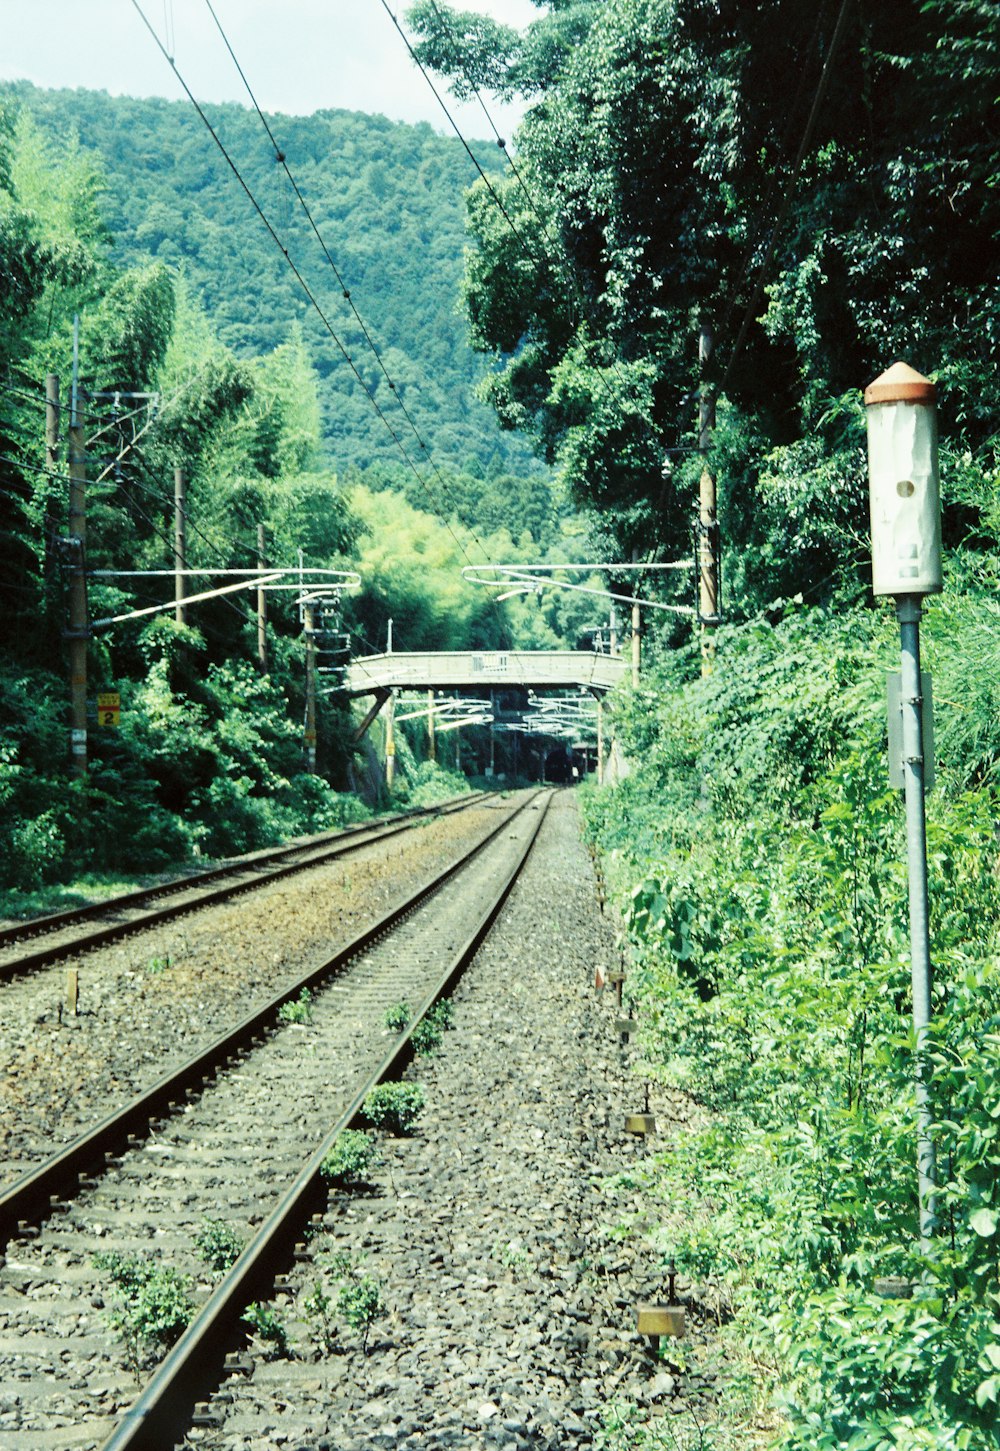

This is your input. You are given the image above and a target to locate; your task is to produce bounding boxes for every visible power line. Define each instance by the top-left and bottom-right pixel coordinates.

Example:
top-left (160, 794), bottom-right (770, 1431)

top-left (200, 0), bottom-right (507, 575)
top-left (131, 0), bottom-right (520, 655)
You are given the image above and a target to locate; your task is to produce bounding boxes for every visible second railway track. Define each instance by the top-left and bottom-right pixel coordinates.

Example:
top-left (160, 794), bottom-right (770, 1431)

top-left (0, 791), bottom-right (489, 982)
top-left (0, 789), bottom-right (551, 1451)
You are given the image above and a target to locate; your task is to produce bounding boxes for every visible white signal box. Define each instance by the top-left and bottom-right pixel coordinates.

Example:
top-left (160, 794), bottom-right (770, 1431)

top-left (864, 363), bottom-right (942, 597)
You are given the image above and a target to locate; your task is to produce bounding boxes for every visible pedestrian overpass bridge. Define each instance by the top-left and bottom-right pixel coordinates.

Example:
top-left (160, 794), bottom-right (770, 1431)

top-left (344, 649), bottom-right (628, 697)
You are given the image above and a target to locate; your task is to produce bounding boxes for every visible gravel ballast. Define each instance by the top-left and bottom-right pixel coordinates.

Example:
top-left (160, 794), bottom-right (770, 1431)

top-left (0, 800), bottom-right (510, 1180)
top-left (189, 791), bottom-right (726, 1451)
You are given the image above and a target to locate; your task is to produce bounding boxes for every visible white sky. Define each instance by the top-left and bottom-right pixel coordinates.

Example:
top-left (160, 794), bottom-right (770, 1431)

top-left (0, 0), bottom-right (538, 135)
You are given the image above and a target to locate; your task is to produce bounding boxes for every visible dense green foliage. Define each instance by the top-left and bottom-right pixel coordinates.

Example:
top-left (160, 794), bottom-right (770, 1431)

top-left (414, 0), bottom-right (999, 607)
top-left (2, 80), bottom-right (548, 485)
top-left (583, 597), bottom-right (1000, 1447)
top-left (0, 90), bottom-right (575, 898)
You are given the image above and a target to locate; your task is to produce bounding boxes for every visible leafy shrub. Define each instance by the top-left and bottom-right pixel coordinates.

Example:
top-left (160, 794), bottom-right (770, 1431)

top-left (193, 1218), bottom-right (244, 1273)
top-left (363, 1081), bottom-right (425, 1135)
top-left (242, 1301), bottom-right (289, 1358)
top-left (383, 1001), bottom-right (411, 1032)
top-left (322, 1250), bottom-right (384, 1353)
top-left (410, 1017), bottom-right (443, 1055)
top-left (321, 1130), bottom-right (380, 1189)
top-left (278, 987), bottom-right (313, 1025)
top-left (94, 1251), bottom-right (193, 1372)
top-left (337, 1274), bottom-right (383, 1353)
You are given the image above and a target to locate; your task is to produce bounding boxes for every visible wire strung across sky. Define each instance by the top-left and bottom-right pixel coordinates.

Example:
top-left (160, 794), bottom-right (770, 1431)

top-left (199, 0), bottom-right (517, 589)
top-left (129, 0), bottom-right (535, 671)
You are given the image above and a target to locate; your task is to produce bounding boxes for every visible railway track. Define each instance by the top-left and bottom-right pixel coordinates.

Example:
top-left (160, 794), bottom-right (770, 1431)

top-left (0, 791), bottom-right (489, 983)
top-left (0, 789), bottom-right (551, 1451)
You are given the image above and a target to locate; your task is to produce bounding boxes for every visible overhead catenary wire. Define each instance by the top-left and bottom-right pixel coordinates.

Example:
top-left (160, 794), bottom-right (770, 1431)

top-left (198, 0), bottom-right (514, 587)
top-left (382, 0), bottom-right (697, 570)
top-left (131, 0), bottom-right (525, 660)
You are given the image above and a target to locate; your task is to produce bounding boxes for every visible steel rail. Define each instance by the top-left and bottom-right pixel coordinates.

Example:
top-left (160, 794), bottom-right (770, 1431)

top-left (0, 791), bottom-right (490, 980)
top-left (100, 791), bottom-right (552, 1451)
top-left (0, 790), bottom-right (541, 1246)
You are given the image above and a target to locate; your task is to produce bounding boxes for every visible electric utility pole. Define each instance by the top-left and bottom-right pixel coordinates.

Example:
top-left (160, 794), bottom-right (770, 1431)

top-left (45, 374), bottom-right (60, 618)
top-left (304, 603), bottom-right (318, 773)
top-left (67, 318), bottom-right (88, 776)
top-left (698, 321), bottom-right (719, 674)
top-left (630, 547), bottom-right (641, 688)
top-left (173, 465), bottom-right (187, 625)
top-left (257, 523), bottom-right (268, 670)
top-left (427, 689), bottom-right (436, 763)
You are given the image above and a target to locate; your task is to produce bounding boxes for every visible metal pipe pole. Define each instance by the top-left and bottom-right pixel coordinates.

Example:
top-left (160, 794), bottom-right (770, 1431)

top-left (630, 549), bottom-right (640, 688)
top-left (256, 524), bottom-right (268, 670)
top-left (67, 318), bottom-right (88, 776)
top-left (698, 322), bottom-right (718, 675)
top-left (303, 604), bottom-right (317, 773)
top-left (173, 466), bottom-right (187, 625)
top-left (897, 594), bottom-right (936, 1249)
top-left (427, 689), bottom-right (436, 763)
top-left (385, 690), bottom-right (396, 792)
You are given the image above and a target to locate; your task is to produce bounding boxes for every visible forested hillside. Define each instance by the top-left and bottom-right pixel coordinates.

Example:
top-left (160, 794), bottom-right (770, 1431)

top-left (0, 82), bottom-right (580, 897)
top-left (2, 80), bottom-right (548, 500)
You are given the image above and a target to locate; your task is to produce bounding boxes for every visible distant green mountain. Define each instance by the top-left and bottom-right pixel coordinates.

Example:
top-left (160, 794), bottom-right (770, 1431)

top-left (4, 80), bottom-right (543, 483)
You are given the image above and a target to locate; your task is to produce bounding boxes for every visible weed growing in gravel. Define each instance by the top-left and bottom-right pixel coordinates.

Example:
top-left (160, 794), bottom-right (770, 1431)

top-left (278, 987), bottom-right (313, 1025)
top-left (242, 1301), bottom-right (289, 1358)
top-left (596, 1398), bottom-right (749, 1450)
top-left (428, 998), bottom-right (455, 1031)
top-left (324, 1251), bottom-right (384, 1354)
top-left (303, 1279), bottom-right (337, 1354)
top-left (147, 954), bottom-right (171, 974)
top-left (321, 1129), bottom-right (380, 1189)
top-left (93, 1251), bottom-right (193, 1377)
top-left (410, 1016), bottom-right (443, 1055)
top-left (363, 1081), bottom-right (425, 1134)
top-left (194, 1218), bottom-right (244, 1273)
top-left (383, 1000), bottom-right (411, 1032)
top-left (410, 998), bottom-right (456, 1055)
top-left (493, 1237), bottom-right (530, 1276)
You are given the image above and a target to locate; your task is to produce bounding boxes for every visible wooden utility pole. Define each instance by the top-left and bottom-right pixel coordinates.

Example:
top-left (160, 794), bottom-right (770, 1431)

top-left (698, 322), bottom-right (718, 675)
top-left (44, 374), bottom-right (60, 616)
top-left (630, 547), bottom-right (641, 688)
top-left (427, 689), bottom-right (436, 763)
top-left (256, 523), bottom-right (268, 670)
top-left (67, 319), bottom-right (88, 776)
top-left (173, 465), bottom-right (187, 625)
top-left (303, 603), bottom-right (317, 772)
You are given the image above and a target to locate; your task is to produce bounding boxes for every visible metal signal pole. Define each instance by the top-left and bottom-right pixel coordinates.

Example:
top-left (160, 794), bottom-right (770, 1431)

top-left (698, 322), bottom-right (718, 675)
top-left (173, 466), bottom-right (187, 625)
top-left (257, 524), bottom-right (268, 670)
top-left (304, 603), bottom-right (318, 773)
top-left (67, 318), bottom-right (89, 776)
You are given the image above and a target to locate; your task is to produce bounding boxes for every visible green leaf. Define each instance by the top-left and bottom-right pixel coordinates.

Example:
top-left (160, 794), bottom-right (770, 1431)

top-left (969, 1207), bottom-right (998, 1237)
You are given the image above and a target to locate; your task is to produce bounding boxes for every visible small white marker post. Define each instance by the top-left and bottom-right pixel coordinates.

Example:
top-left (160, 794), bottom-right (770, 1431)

top-left (864, 361), bottom-right (943, 1253)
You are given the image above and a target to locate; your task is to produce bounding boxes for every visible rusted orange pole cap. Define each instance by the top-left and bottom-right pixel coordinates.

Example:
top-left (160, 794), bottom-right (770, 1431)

top-left (864, 361), bottom-right (936, 407)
